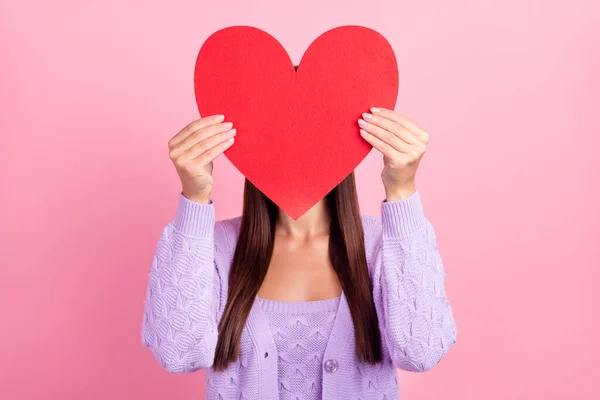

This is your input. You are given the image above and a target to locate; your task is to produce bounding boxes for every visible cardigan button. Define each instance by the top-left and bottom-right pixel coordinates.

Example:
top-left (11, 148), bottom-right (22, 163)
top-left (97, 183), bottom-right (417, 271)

top-left (324, 359), bottom-right (338, 373)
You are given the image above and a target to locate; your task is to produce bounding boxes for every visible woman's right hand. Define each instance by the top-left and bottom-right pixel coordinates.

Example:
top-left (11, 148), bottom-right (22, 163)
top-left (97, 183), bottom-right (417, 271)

top-left (168, 114), bottom-right (236, 203)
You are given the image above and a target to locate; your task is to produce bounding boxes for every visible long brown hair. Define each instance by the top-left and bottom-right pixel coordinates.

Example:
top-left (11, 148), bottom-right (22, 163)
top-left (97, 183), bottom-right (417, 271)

top-left (213, 172), bottom-right (382, 370)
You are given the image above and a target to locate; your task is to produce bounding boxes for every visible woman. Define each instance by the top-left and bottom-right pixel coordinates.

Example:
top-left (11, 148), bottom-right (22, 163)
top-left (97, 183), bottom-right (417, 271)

top-left (141, 101), bottom-right (457, 399)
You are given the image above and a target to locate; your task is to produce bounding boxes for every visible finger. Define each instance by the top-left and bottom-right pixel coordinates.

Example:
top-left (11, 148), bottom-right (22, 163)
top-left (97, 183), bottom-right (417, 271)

top-left (360, 128), bottom-right (402, 160)
top-left (182, 128), bottom-right (237, 160)
top-left (192, 137), bottom-right (235, 166)
top-left (370, 107), bottom-right (427, 137)
top-left (361, 113), bottom-right (418, 145)
top-left (168, 114), bottom-right (225, 148)
top-left (171, 121), bottom-right (233, 157)
top-left (358, 118), bottom-right (412, 154)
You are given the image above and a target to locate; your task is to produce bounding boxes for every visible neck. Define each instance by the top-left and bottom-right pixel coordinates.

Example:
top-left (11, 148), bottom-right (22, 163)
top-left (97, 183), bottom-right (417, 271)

top-left (276, 198), bottom-right (331, 238)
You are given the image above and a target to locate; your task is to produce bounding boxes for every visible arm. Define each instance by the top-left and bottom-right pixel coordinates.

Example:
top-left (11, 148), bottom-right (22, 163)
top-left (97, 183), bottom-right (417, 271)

top-left (141, 193), bottom-right (223, 372)
top-left (369, 190), bottom-right (457, 372)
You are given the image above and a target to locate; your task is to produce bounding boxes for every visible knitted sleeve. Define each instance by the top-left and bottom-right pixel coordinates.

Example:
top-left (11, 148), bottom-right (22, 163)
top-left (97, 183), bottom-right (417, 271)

top-left (367, 190), bottom-right (457, 372)
top-left (141, 193), bottom-right (224, 373)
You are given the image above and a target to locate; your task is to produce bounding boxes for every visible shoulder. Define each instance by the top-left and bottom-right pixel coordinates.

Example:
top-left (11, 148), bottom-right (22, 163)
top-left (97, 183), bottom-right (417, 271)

top-left (213, 216), bottom-right (242, 273)
top-left (360, 213), bottom-right (382, 241)
top-left (359, 213), bottom-right (383, 269)
top-left (214, 216), bottom-right (242, 251)
top-left (214, 216), bottom-right (242, 247)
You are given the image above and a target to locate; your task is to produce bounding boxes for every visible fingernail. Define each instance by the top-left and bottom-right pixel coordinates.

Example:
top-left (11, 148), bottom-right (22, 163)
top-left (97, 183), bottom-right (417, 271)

top-left (223, 122), bottom-right (233, 129)
top-left (227, 128), bottom-right (236, 137)
top-left (358, 119), bottom-right (368, 128)
top-left (370, 107), bottom-right (381, 114)
top-left (215, 114), bottom-right (225, 121)
top-left (227, 138), bottom-right (235, 144)
top-left (362, 112), bottom-right (373, 120)
top-left (360, 129), bottom-right (368, 137)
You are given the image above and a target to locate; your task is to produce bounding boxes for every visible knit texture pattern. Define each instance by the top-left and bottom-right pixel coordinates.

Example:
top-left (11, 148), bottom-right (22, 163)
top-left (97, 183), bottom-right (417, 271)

top-left (141, 190), bottom-right (457, 399)
top-left (258, 296), bottom-right (340, 399)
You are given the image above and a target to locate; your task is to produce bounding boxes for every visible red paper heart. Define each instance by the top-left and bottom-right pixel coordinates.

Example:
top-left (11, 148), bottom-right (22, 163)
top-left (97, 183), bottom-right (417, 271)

top-left (194, 26), bottom-right (398, 219)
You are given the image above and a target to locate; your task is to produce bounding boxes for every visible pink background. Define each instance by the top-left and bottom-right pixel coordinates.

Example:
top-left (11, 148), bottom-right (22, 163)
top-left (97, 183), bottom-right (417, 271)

top-left (1, 0), bottom-right (598, 399)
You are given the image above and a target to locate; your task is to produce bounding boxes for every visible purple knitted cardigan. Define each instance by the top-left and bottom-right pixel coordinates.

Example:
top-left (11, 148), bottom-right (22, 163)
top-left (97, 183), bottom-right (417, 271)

top-left (141, 189), bottom-right (457, 399)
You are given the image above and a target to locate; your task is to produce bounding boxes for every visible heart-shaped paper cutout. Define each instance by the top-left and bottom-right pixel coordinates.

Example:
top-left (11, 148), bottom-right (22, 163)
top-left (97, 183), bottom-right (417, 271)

top-left (194, 26), bottom-right (398, 219)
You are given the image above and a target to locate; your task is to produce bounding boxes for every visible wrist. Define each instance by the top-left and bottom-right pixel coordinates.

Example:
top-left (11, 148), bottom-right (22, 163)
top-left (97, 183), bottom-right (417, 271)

top-left (384, 183), bottom-right (416, 202)
top-left (182, 190), bottom-right (211, 204)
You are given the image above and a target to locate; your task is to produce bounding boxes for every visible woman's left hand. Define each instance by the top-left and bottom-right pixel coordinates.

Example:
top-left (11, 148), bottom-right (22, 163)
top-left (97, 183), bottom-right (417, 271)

top-left (358, 107), bottom-right (429, 201)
